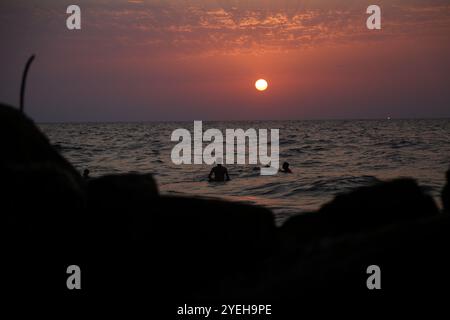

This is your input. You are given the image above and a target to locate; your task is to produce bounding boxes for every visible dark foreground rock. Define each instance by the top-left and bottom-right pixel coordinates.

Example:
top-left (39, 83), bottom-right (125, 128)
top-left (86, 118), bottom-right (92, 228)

top-left (0, 104), bottom-right (85, 217)
top-left (82, 189), bottom-right (277, 300)
top-left (280, 178), bottom-right (439, 253)
top-left (263, 214), bottom-right (450, 301)
top-left (0, 103), bottom-right (87, 296)
top-left (0, 103), bottom-right (82, 182)
top-left (1, 104), bottom-right (85, 230)
top-left (443, 169), bottom-right (450, 213)
top-left (87, 173), bottom-right (159, 210)
top-left (2, 101), bottom-right (450, 309)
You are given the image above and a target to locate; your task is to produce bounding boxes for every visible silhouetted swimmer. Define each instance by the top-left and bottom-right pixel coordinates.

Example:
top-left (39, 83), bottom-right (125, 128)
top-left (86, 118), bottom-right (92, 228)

top-left (442, 168), bottom-right (450, 213)
top-left (83, 169), bottom-right (90, 180)
top-left (280, 162), bottom-right (292, 173)
top-left (208, 161), bottom-right (230, 182)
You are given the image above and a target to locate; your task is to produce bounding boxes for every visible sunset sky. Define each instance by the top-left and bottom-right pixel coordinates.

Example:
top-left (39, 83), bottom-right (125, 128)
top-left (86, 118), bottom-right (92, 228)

top-left (1, 0), bottom-right (450, 122)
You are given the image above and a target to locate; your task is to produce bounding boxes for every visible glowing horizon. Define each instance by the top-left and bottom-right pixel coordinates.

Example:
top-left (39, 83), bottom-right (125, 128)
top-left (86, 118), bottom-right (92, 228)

top-left (1, 0), bottom-right (449, 122)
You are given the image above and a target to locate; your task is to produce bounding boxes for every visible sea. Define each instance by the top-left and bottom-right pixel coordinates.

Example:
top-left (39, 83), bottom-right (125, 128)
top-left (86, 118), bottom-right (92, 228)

top-left (40, 119), bottom-right (450, 225)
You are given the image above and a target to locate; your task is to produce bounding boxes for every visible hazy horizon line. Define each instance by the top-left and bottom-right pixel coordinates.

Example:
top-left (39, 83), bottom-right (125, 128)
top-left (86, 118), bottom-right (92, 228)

top-left (37, 116), bottom-right (450, 125)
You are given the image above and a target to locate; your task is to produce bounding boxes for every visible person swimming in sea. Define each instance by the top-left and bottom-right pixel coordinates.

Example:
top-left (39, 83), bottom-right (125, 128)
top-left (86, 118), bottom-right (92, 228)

top-left (208, 159), bottom-right (230, 182)
top-left (280, 161), bottom-right (292, 173)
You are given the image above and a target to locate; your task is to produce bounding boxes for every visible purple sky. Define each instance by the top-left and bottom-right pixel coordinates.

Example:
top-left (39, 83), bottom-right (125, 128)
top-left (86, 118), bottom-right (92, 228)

top-left (1, 0), bottom-right (450, 122)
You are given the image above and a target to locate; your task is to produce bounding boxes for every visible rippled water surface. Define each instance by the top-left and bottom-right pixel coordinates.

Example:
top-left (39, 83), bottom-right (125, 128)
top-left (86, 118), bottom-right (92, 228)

top-left (40, 120), bottom-right (450, 224)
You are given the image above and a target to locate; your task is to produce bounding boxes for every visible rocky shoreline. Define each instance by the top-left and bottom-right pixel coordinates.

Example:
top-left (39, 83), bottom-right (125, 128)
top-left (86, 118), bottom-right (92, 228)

top-left (2, 103), bottom-right (449, 305)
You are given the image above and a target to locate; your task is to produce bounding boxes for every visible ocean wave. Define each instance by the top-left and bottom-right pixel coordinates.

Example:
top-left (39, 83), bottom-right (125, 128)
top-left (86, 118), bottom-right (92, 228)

top-left (39, 119), bottom-right (450, 221)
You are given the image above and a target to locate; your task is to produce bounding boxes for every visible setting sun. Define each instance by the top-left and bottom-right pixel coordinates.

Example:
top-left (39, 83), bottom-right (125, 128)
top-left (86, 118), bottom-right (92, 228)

top-left (255, 79), bottom-right (268, 91)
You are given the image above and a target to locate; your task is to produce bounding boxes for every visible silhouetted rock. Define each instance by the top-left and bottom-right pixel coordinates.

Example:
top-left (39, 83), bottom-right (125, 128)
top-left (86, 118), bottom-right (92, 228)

top-left (318, 178), bottom-right (438, 229)
top-left (263, 214), bottom-right (450, 302)
top-left (82, 189), bottom-right (276, 299)
top-left (442, 169), bottom-right (450, 213)
top-left (147, 196), bottom-right (275, 300)
top-left (2, 163), bottom-right (87, 292)
top-left (0, 103), bottom-right (86, 230)
top-left (279, 178), bottom-right (439, 252)
top-left (2, 101), bottom-right (449, 305)
top-left (87, 173), bottom-right (158, 211)
top-left (0, 103), bottom-right (82, 182)
top-left (83, 173), bottom-right (159, 291)
top-left (152, 195), bottom-right (276, 270)
top-left (3, 163), bottom-right (84, 223)
top-left (0, 102), bottom-right (85, 220)
top-left (83, 173), bottom-right (159, 287)
top-left (0, 103), bottom-right (86, 294)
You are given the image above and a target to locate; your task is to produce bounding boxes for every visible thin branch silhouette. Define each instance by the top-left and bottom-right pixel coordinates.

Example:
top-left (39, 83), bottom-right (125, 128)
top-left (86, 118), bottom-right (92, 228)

top-left (20, 54), bottom-right (35, 113)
